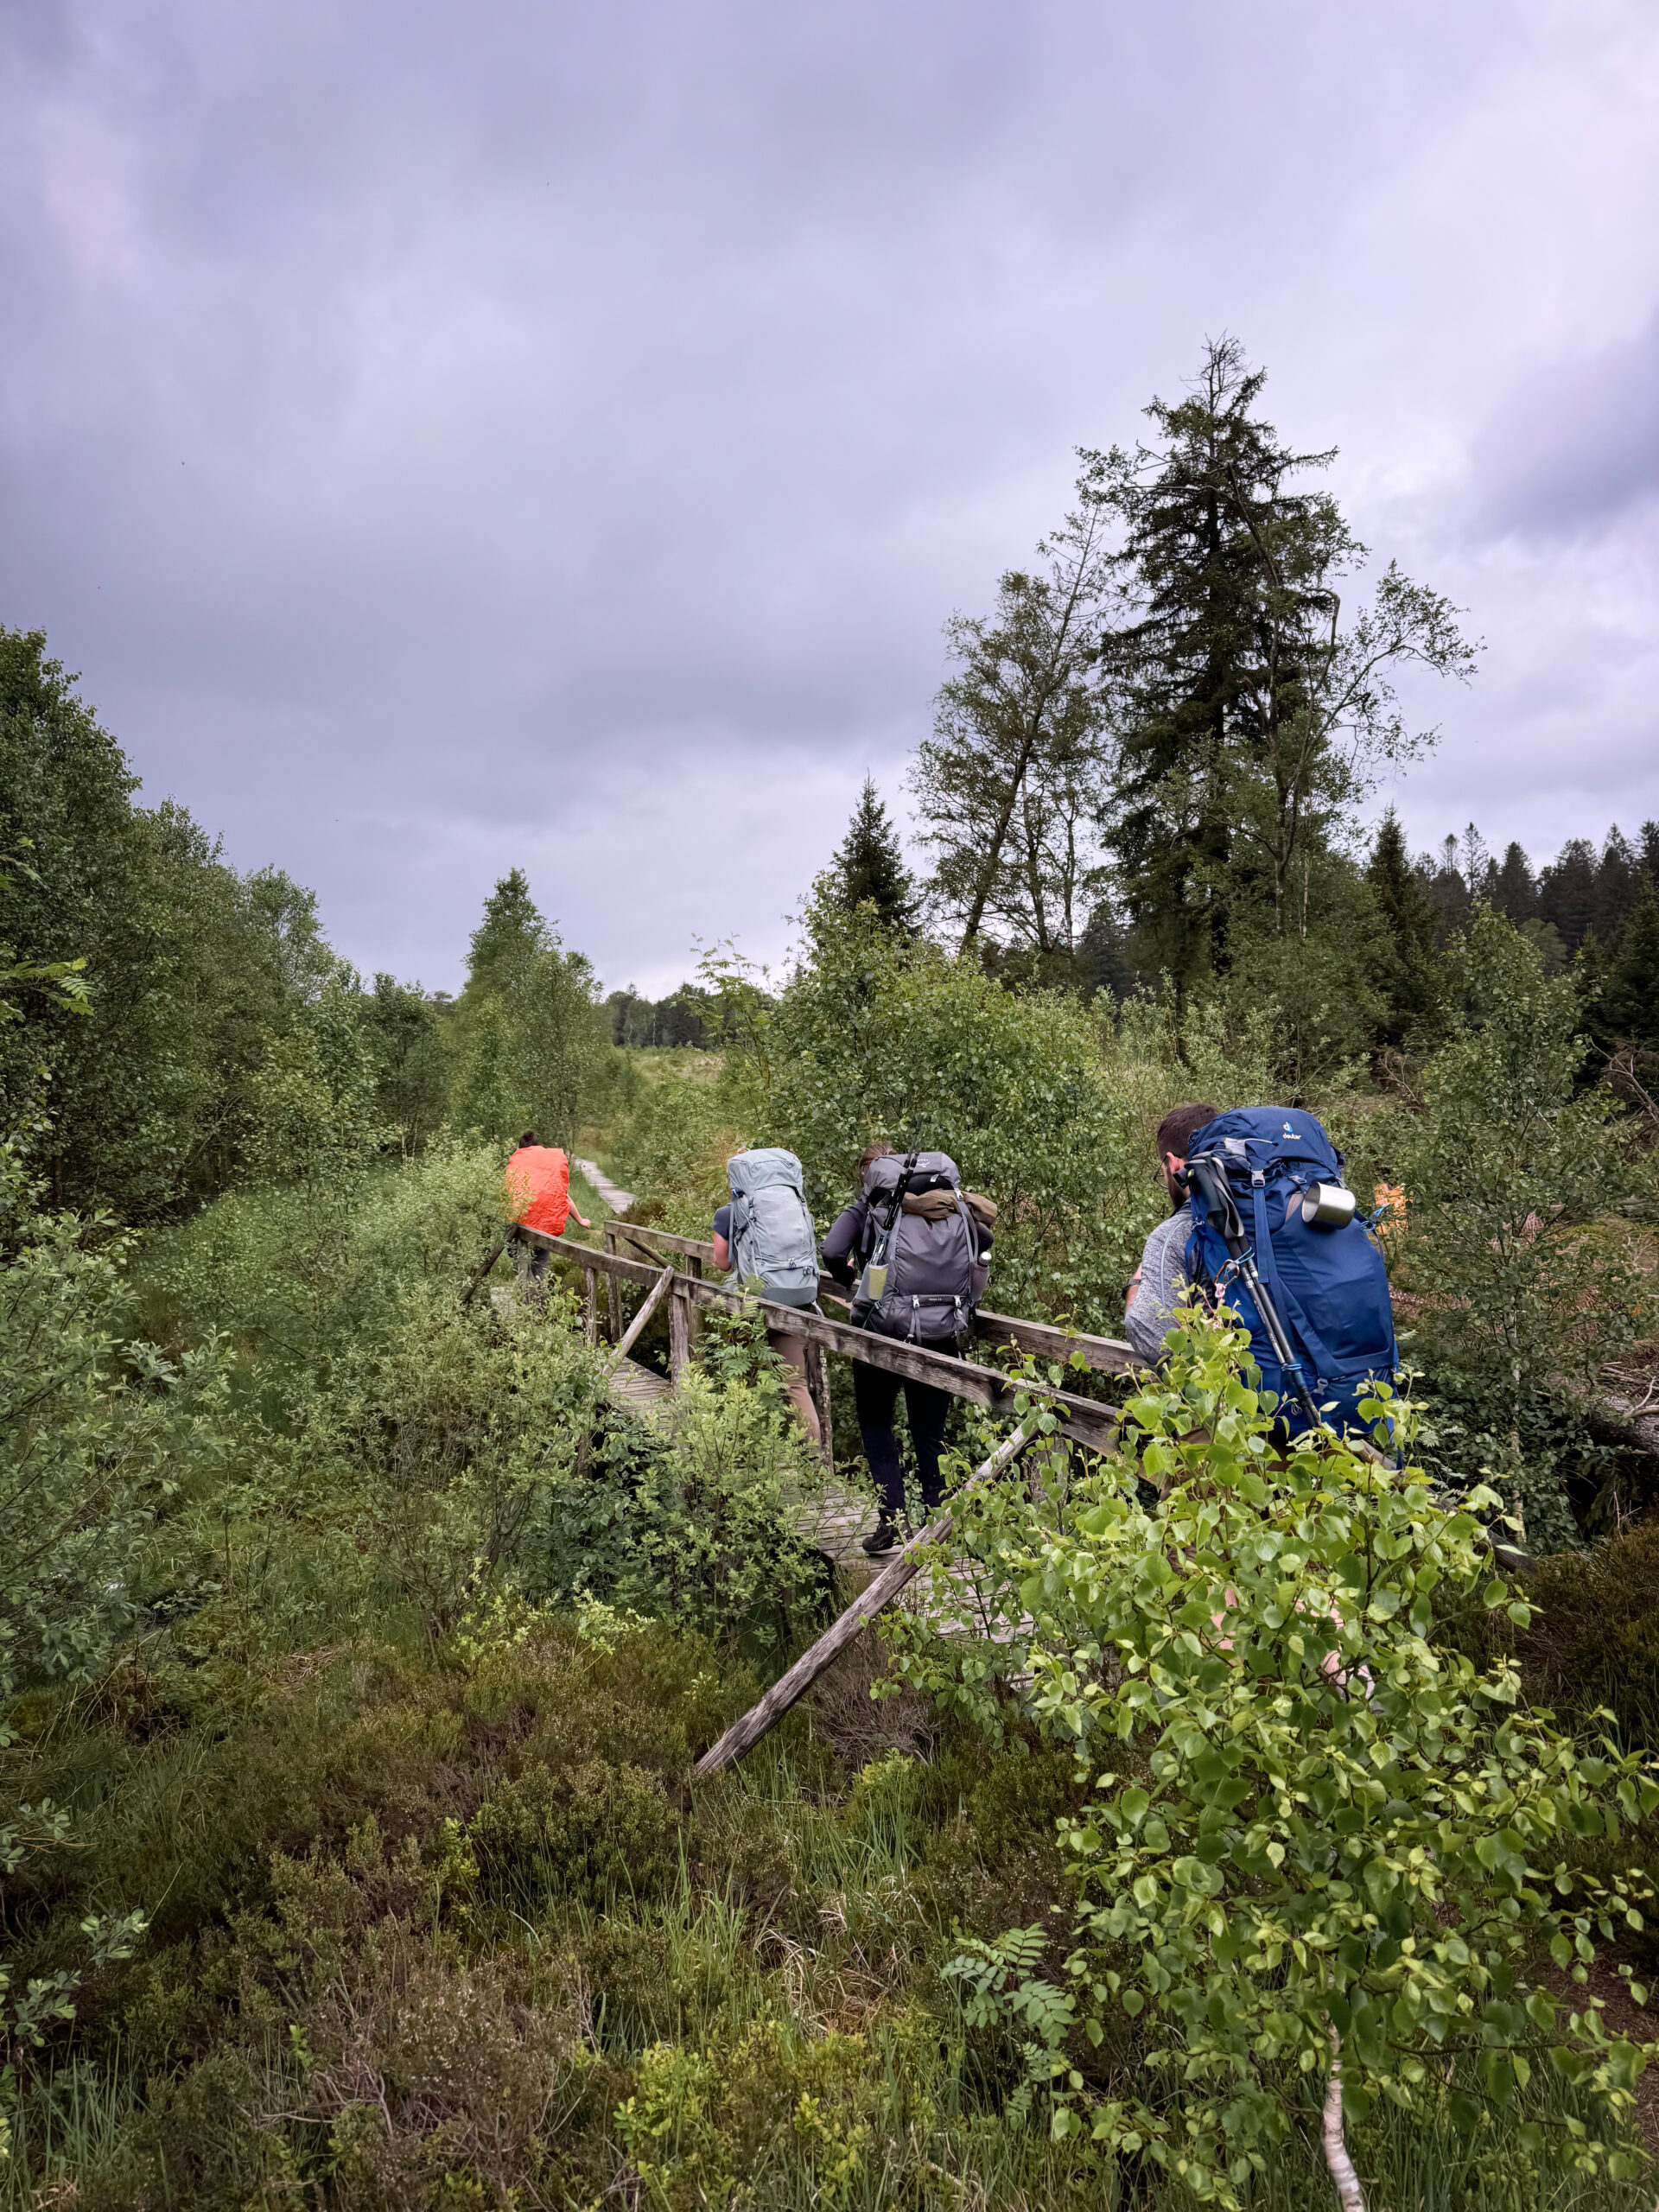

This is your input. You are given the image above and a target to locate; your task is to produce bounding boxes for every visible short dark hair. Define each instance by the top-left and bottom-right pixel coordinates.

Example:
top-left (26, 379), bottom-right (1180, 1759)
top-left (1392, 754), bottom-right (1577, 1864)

top-left (1155, 1103), bottom-right (1219, 1161)
top-left (856, 1141), bottom-right (895, 1178)
top-left (518, 1129), bottom-right (538, 1149)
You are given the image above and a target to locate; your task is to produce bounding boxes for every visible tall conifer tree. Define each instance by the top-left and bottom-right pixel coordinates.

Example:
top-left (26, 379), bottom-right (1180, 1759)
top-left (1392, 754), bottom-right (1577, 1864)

top-left (1491, 840), bottom-right (1537, 923)
top-left (832, 777), bottom-right (919, 934)
top-left (1092, 339), bottom-right (1471, 986)
top-left (1366, 809), bottom-right (1442, 1046)
top-left (1601, 871), bottom-right (1659, 1050)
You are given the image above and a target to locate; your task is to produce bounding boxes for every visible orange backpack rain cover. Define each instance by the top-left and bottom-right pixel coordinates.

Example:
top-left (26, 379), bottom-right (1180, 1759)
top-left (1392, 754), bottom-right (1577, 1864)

top-left (505, 1145), bottom-right (571, 1238)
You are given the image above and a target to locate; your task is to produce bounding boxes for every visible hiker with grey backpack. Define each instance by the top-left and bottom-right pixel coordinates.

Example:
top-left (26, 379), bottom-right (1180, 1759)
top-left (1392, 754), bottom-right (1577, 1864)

top-left (822, 1143), bottom-right (995, 1554)
top-left (712, 1147), bottom-right (823, 1447)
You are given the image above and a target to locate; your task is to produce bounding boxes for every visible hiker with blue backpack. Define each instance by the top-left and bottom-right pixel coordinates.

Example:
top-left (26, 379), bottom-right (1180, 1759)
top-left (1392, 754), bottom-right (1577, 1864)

top-left (1126, 1103), bottom-right (1398, 1438)
top-left (712, 1147), bottom-right (823, 1447)
top-left (822, 1142), bottom-right (996, 1554)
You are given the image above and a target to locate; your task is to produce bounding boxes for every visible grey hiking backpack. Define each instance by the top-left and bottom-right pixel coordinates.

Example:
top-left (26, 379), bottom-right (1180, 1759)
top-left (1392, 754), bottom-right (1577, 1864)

top-left (850, 1150), bottom-right (984, 1350)
top-left (726, 1148), bottom-right (821, 1309)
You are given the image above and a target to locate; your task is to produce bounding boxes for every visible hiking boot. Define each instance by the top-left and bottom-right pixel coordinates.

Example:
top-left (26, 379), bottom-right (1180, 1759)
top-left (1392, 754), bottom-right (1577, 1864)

top-left (861, 1520), bottom-right (901, 1556)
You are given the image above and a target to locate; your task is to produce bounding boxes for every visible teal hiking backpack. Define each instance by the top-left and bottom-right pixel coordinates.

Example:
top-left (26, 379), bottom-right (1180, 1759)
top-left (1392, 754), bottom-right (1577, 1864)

top-left (726, 1148), bottom-right (821, 1309)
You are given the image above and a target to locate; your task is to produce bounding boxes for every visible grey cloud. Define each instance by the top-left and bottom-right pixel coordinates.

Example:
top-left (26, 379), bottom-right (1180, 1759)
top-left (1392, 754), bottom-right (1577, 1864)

top-left (1471, 312), bottom-right (1659, 539)
top-left (1, 0), bottom-right (1655, 992)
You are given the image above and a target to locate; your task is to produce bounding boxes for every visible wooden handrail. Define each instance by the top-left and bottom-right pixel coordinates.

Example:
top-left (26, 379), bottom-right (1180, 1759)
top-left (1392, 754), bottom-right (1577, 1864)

top-left (523, 1225), bottom-right (1121, 1452)
top-left (588, 1218), bottom-right (1140, 1376)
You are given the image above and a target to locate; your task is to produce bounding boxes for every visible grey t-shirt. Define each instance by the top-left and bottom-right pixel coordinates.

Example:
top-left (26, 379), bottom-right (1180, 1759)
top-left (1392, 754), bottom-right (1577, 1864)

top-left (1125, 1202), bottom-right (1195, 1364)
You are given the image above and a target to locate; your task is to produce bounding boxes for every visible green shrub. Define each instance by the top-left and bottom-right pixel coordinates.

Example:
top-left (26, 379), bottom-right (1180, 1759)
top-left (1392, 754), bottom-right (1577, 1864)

top-left (616, 2016), bottom-right (891, 2211)
top-left (722, 891), bottom-right (1157, 1325)
top-left (470, 1756), bottom-right (679, 1906)
top-left (896, 1310), bottom-right (1659, 2205)
top-left (90, 1818), bottom-right (594, 2212)
top-left (1390, 906), bottom-right (1651, 1541)
top-left (1516, 1527), bottom-right (1659, 1749)
top-left (0, 1135), bottom-right (235, 1705)
top-left (607, 1052), bottom-right (744, 1237)
top-left (537, 1363), bottom-right (829, 1652)
top-left (135, 1133), bottom-right (507, 1380)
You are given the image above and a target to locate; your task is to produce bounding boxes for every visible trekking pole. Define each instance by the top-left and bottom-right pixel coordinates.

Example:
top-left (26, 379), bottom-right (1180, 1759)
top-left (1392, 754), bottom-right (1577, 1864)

top-left (855, 1145), bottom-right (918, 1315)
top-left (1185, 1157), bottom-right (1325, 1433)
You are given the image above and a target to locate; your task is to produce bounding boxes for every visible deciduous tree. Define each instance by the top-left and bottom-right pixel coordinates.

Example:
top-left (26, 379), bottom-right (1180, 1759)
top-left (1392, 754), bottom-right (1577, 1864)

top-left (909, 485), bottom-right (1114, 959)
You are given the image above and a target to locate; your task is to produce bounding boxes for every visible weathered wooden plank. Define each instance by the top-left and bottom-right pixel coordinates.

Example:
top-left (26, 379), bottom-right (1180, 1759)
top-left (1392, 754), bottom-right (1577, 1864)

top-left (692, 1421), bottom-right (1036, 1779)
top-left (668, 1287), bottom-right (690, 1380)
top-left (611, 1223), bottom-right (712, 1262)
top-left (524, 1229), bottom-right (1121, 1452)
top-left (802, 1338), bottom-right (834, 1468)
top-left (583, 1268), bottom-right (598, 1347)
top-left (973, 1308), bottom-right (1137, 1376)
top-left (601, 1227), bottom-right (622, 1340)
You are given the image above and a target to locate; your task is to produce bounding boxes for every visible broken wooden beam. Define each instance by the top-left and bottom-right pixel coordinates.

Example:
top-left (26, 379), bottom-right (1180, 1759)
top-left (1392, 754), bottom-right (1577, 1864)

top-left (610, 1263), bottom-right (675, 1366)
top-left (693, 1418), bottom-right (1037, 1778)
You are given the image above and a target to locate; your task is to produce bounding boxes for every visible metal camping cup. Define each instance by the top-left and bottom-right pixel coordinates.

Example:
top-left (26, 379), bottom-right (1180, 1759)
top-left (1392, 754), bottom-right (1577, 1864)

top-left (1300, 1181), bottom-right (1358, 1230)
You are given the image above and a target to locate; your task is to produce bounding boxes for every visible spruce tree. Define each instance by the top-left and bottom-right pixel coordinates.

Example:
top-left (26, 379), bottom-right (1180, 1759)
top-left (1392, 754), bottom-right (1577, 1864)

top-left (463, 866), bottom-right (547, 987)
top-left (451, 870), bottom-right (603, 1146)
top-left (1592, 827), bottom-right (1639, 945)
top-left (1093, 338), bottom-right (1471, 986)
top-left (1366, 810), bottom-right (1442, 1046)
top-left (833, 776), bottom-right (919, 934)
top-left (1601, 870), bottom-right (1659, 1049)
top-left (1538, 837), bottom-right (1598, 953)
top-left (1491, 839), bottom-right (1537, 923)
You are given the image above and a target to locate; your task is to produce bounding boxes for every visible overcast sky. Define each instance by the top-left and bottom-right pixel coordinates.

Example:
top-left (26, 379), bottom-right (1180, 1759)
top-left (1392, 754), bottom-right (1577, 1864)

top-left (4, 1), bottom-right (1656, 995)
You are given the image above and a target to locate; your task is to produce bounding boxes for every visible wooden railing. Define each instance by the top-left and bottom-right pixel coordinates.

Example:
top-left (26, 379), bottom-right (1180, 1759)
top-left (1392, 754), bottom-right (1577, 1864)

top-left (598, 1218), bottom-right (1139, 1371)
top-left (517, 1221), bottom-right (1127, 1454)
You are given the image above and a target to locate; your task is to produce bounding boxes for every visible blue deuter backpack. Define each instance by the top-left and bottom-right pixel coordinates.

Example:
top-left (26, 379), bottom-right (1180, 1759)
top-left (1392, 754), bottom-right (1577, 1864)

top-left (1182, 1107), bottom-right (1397, 1434)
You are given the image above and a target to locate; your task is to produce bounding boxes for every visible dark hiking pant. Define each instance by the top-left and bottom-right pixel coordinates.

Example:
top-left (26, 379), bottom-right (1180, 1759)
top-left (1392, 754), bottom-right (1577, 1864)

top-left (852, 1362), bottom-right (951, 1525)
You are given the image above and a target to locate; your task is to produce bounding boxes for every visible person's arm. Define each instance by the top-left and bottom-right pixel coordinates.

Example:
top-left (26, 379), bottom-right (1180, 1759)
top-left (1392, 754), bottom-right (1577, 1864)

top-left (1124, 1213), bottom-right (1192, 1364)
top-left (711, 1204), bottom-right (732, 1272)
top-left (819, 1200), bottom-right (867, 1288)
top-left (568, 1201), bottom-right (591, 1231)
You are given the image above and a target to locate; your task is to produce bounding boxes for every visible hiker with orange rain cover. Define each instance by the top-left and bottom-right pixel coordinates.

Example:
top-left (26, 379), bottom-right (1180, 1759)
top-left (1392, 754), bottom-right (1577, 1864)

top-left (505, 1129), bottom-right (591, 1282)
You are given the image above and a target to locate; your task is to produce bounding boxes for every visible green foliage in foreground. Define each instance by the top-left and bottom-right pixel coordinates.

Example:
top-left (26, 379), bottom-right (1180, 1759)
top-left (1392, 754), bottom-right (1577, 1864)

top-left (888, 1315), bottom-right (1659, 2205)
top-left (3, 1140), bottom-right (1658, 2206)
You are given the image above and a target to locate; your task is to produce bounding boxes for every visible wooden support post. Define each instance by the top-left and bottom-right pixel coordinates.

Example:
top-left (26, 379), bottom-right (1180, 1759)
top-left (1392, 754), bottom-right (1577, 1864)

top-left (612, 1265), bottom-right (676, 1367)
top-left (668, 1287), bottom-right (690, 1381)
top-left (693, 1420), bottom-right (1035, 1779)
top-left (584, 1268), bottom-right (598, 1346)
top-left (803, 1339), bottom-right (834, 1469)
top-left (602, 1226), bottom-right (622, 1342)
top-left (460, 1233), bottom-right (509, 1309)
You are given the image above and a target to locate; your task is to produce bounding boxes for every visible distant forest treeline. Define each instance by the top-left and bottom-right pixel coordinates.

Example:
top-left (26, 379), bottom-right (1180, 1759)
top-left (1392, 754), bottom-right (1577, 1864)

top-left (607, 810), bottom-right (1659, 1050)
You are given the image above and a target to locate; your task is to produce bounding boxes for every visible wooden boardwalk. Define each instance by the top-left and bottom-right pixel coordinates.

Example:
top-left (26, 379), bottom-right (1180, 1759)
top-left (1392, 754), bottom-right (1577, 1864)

top-left (494, 1209), bottom-right (1115, 1642)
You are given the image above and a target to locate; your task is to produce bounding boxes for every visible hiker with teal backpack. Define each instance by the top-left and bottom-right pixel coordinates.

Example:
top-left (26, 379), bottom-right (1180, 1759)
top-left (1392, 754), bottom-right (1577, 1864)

top-left (1127, 1103), bottom-right (1398, 1439)
top-left (712, 1147), bottom-right (823, 1447)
